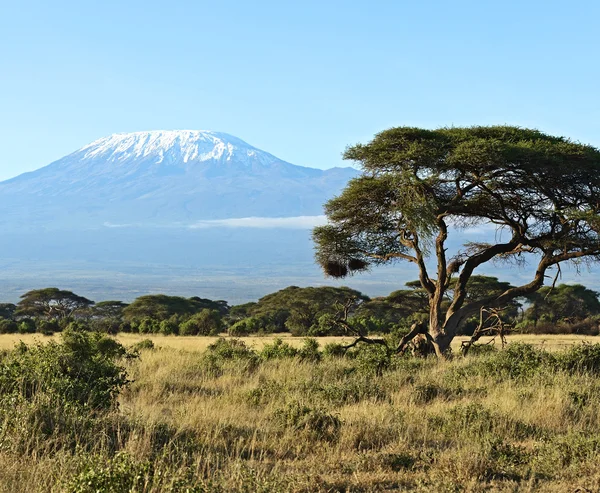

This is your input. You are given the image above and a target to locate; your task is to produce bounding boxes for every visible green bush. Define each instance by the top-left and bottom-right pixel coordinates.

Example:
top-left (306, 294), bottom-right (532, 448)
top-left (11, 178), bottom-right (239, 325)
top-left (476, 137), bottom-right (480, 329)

top-left (137, 317), bottom-right (160, 334)
top-left (322, 342), bottom-right (347, 358)
top-left (159, 318), bottom-right (179, 335)
top-left (129, 338), bottom-right (156, 352)
top-left (473, 343), bottom-right (555, 380)
top-left (558, 342), bottom-right (600, 374)
top-left (351, 343), bottom-right (393, 376)
top-left (206, 338), bottom-right (256, 360)
top-left (260, 338), bottom-right (298, 360)
top-left (67, 453), bottom-right (153, 493)
top-left (0, 329), bottom-right (132, 410)
top-left (298, 338), bottom-right (321, 362)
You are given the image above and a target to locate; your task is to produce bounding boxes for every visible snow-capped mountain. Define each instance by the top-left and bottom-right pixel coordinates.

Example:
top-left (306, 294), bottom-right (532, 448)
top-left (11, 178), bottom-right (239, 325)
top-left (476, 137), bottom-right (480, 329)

top-left (0, 130), bottom-right (358, 230)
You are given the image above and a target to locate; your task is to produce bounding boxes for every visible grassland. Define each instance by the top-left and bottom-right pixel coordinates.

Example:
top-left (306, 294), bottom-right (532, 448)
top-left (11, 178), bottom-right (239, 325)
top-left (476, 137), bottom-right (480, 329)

top-left (0, 332), bottom-right (597, 352)
top-left (2, 334), bottom-right (600, 491)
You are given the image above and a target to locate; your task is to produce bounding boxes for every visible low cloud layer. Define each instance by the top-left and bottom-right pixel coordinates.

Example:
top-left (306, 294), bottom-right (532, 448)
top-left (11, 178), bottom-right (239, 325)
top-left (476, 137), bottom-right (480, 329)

top-left (189, 215), bottom-right (328, 229)
top-left (103, 216), bottom-right (328, 230)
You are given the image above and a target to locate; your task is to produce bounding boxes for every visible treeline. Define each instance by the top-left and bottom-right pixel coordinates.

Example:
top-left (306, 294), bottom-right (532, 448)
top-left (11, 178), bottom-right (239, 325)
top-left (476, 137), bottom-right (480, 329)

top-left (1, 277), bottom-right (600, 336)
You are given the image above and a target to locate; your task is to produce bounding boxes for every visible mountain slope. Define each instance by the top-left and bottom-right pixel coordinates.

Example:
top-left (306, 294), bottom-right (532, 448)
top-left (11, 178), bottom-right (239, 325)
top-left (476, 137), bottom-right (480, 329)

top-left (0, 130), bottom-right (358, 230)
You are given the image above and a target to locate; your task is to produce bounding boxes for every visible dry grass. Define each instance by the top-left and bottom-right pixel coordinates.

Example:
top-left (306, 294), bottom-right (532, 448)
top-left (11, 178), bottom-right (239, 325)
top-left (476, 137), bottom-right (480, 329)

top-left (0, 331), bottom-right (597, 352)
top-left (3, 334), bottom-right (600, 491)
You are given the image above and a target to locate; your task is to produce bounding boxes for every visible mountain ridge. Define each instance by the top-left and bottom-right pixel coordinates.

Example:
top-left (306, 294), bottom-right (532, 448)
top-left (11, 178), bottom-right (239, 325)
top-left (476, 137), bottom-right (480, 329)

top-left (0, 130), bottom-right (358, 229)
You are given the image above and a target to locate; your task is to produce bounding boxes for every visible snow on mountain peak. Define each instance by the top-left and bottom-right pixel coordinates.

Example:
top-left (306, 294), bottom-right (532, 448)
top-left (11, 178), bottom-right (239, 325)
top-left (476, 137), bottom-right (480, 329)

top-left (79, 130), bottom-right (257, 164)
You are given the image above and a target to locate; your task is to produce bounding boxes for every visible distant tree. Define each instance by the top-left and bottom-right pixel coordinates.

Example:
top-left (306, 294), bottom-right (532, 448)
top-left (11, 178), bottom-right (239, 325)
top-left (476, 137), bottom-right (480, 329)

top-left (228, 302), bottom-right (257, 323)
top-left (248, 286), bottom-right (369, 335)
top-left (0, 303), bottom-right (17, 320)
top-left (524, 284), bottom-right (600, 325)
top-left (123, 295), bottom-right (227, 322)
top-left (93, 300), bottom-right (129, 319)
top-left (188, 297), bottom-right (230, 316)
top-left (16, 288), bottom-right (94, 320)
top-left (314, 126), bottom-right (600, 356)
top-left (179, 309), bottom-right (223, 336)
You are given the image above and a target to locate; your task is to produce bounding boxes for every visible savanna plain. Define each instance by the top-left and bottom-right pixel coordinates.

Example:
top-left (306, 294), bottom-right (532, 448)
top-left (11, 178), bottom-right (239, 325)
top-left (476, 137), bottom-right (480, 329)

top-left (3, 331), bottom-right (600, 492)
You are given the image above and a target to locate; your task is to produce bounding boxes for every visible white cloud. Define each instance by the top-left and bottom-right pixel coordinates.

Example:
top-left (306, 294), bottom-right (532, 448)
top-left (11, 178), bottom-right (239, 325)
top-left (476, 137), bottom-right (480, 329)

top-left (103, 222), bottom-right (135, 228)
top-left (189, 215), bottom-right (328, 229)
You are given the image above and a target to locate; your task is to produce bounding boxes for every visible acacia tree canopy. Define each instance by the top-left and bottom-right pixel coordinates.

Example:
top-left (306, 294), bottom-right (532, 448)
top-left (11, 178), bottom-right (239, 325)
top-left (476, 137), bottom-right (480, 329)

top-left (313, 126), bottom-right (600, 356)
top-left (524, 284), bottom-right (600, 325)
top-left (16, 288), bottom-right (94, 319)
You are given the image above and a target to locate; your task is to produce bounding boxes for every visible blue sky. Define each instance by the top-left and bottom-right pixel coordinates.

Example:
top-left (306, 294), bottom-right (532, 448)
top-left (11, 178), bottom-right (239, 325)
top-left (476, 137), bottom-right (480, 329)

top-left (1, 0), bottom-right (599, 181)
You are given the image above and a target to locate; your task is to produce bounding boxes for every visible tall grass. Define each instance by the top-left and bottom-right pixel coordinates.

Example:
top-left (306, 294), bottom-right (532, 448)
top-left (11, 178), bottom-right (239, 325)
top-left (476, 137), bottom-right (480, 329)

top-left (2, 336), bottom-right (600, 491)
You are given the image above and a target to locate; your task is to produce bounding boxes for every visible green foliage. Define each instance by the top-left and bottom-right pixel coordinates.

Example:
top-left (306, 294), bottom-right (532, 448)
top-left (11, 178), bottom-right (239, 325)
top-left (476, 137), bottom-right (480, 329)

top-left (67, 453), bottom-right (154, 493)
top-left (350, 344), bottom-right (393, 376)
top-left (136, 317), bottom-right (160, 334)
top-left (205, 338), bottom-right (256, 360)
top-left (558, 343), bottom-right (600, 375)
top-left (129, 338), bottom-right (156, 352)
top-left (322, 342), bottom-right (347, 358)
top-left (228, 316), bottom-right (261, 336)
top-left (0, 319), bottom-right (18, 334)
top-left (16, 288), bottom-right (93, 320)
top-left (159, 317), bottom-right (179, 335)
top-left (0, 329), bottom-right (131, 410)
top-left (247, 285), bottom-right (368, 335)
top-left (468, 343), bottom-right (556, 380)
top-left (0, 303), bottom-right (16, 320)
top-left (524, 284), bottom-right (600, 326)
top-left (18, 319), bottom-right (36, 334)
top-left (260, 338), bottom-right (298, 360)
top-left (123, 294), bottom-right (228, 323)
top-left (297, 337), bottom-right (321, 362)
top-left (179, 309), bottom-right (223, 336)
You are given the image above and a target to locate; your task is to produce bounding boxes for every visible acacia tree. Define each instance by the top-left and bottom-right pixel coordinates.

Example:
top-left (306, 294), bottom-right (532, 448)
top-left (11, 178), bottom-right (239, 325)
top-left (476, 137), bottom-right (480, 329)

top-left (16, 288), bottom-right (94, 320)
top-left (313, 126), bottom-right (600, 356)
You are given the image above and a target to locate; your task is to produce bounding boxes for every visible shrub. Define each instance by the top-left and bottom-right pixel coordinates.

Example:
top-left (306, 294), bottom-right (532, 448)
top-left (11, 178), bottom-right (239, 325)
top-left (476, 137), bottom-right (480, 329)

top-left (137, 317), bottom-right (160, 334)
top-left (67, 453), bottom-right (154, 493)
top-left (351, 344), bottom-right (393, 376)
top-left (129, 338), bottom-right (156, 352)
top-left (205, 338), bottom-right (256, 360)
top-left (473, 343), bottom-right (555, 380)
top-left (298, 338), bottom-right (321, 362)
top-left (260, 338), bottom-right (298, 360)
top-left (322, 342), bottom-right (347, 358)
top-left (0, 329), bottom-right (132, 410)
top-left (558, 342), bottom-right (600, 374)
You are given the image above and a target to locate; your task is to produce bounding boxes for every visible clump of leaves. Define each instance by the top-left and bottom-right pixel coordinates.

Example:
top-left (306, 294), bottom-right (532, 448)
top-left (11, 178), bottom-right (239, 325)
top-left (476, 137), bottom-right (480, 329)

top-left (129, 338), bottom-right (156, 353)
top-left (206, 338), bottom-right (256, 360)
top-left (298, 338), bottom-right (321, 362)
top-left (558, 342), bottom-right (600, 375)
top-left (322, 342), bottom-right (347, 358)
top-left (260, 338), bottom-right (298, 360)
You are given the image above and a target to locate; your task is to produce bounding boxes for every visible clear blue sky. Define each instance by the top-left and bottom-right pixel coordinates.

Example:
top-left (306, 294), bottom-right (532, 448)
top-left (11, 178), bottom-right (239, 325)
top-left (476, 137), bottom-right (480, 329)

top-left (1, 0), bottom-right (599, 181)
